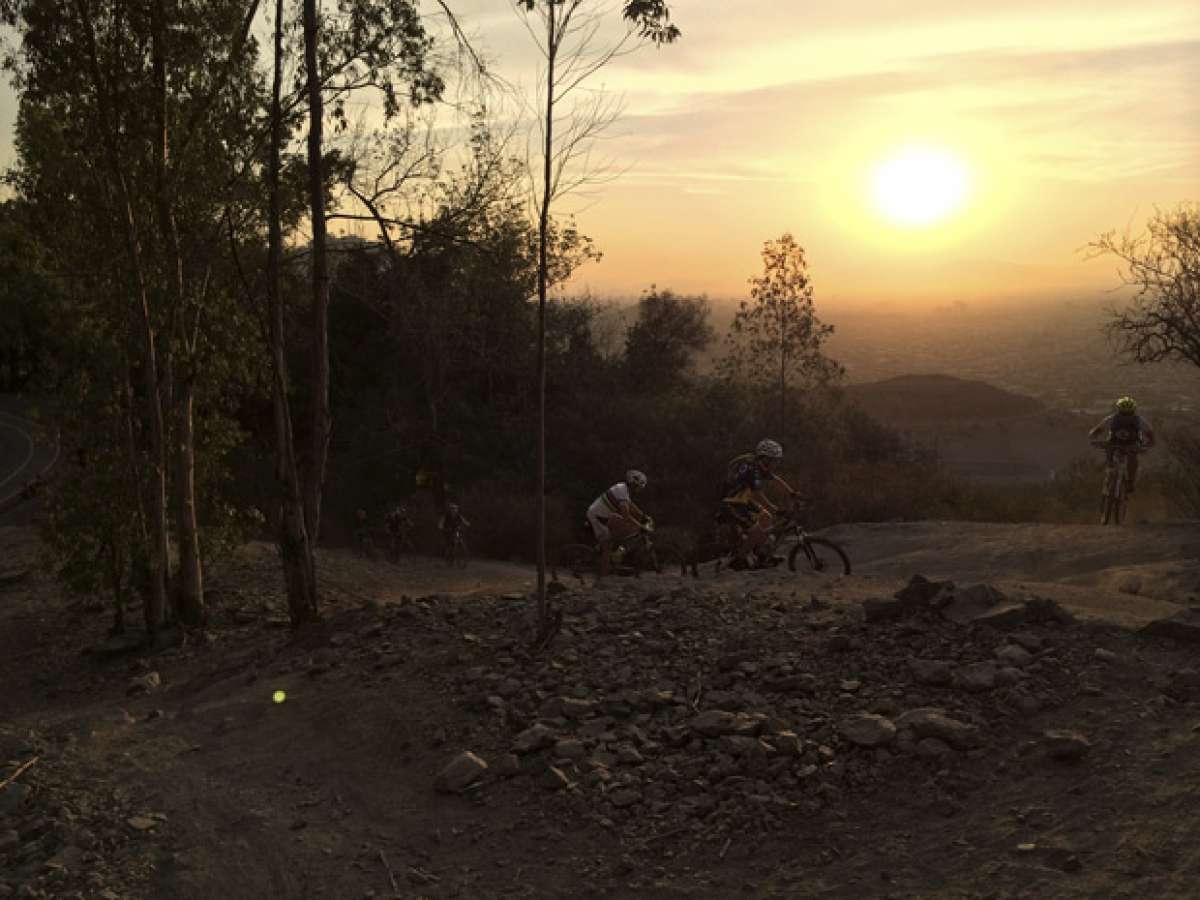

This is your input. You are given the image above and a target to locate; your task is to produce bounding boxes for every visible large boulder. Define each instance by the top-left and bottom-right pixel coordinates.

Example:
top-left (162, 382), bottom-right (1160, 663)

top-left (1139, 609), bottom-right (1200, 644)
top-left (940, 584), bottom-right (1028, 628)
top-left (838, 714), bottom-right (896, 747)
top-left (864, 575), bottom-right (953, 622)
top-left (896, 708), bottom-right (983, 750)
top-left (513, 723), bottom-right (557, 754)
top-left (434, 752), bottom-right (489, 793)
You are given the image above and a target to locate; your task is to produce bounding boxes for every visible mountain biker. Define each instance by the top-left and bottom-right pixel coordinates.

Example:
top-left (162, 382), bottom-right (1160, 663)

top-left (438, 502), bottom-right (470, 555)
top-left (353, 507), bottom-right (371, 554)
top-left (720, 438), bottom-right (799, 569)
top-left (1088, 396), bottom-right (1156, 494)
top-left (586, 469), bottom-right (651, 583)
top-left (385, 503), bottom-right (413, 537)
top-left (384, 503), bottom-right (414, 555)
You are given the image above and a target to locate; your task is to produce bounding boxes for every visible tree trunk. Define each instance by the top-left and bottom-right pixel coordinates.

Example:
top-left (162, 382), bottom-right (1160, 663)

top-left (303, 0), bottom-right (332, 545)
top-left (75, 0), bottom-right (170, 639)
top-left (172, 377), bottom-right (204, 627)
top-left (130, 213), bottom-right (171, 639)
top-left (535, 5), bottom-right (556, 629)
top-left (151, 0), bottom-right (204, 629)
top-left (272, 0), bottom-right (318, 626)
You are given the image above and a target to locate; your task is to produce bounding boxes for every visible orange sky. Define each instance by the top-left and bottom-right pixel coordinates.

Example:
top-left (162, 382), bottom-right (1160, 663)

top-left (449, 0), bottom-right (1199, 305)
top-left (3, 1), bottom-right (1196, 306)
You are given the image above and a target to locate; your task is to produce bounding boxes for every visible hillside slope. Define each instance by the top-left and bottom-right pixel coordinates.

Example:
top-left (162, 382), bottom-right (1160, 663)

top-left (2, 521), bottom-right (1199, 899)
top-left (844, 374), bottom-right (1044, 424)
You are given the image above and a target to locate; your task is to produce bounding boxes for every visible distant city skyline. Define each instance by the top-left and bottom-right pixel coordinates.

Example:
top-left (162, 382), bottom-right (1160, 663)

top-left (2, 1), bottom-right (1196, 304)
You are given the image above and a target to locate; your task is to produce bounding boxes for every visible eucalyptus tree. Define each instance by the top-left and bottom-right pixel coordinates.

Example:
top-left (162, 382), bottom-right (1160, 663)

top-left (3, 0), bottom-right (268, 635)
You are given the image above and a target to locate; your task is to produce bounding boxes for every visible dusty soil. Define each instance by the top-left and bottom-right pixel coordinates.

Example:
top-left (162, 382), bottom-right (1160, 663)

top-left (1, 521), bottom-right (1199, 899)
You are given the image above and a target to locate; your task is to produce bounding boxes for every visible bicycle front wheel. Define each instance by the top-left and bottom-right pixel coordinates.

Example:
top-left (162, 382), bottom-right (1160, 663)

top-left (1100, 469), bottom-right (1119, 525)
top-left (788, 537), bottom-right (851, 576)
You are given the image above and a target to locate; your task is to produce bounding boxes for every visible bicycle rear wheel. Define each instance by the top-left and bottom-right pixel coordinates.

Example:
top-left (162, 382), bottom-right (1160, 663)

top-left (788, 537), bottom-right (851, 576)
top-left (650, 544), bottom-right (683, 575)
top-left (556, 543), bottom-right (597, 579)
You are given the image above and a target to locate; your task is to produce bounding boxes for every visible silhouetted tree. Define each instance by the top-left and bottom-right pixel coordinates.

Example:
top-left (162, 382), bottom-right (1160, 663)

top-left (624, 287), bottom-right (715, 390)
top-left (517, 0), bottom-right (680, 635)
top-left (720, 233), bottom-right (843, 436)
top-left (1090, 202), bottom-right (1200, 370)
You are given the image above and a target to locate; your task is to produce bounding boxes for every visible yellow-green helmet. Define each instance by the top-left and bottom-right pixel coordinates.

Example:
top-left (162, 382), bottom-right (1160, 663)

top-left (1115, 396), bottom-right (1137, 413)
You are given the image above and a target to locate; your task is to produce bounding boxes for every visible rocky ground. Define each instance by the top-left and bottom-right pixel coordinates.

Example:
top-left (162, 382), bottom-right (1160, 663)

top-left (1, 522), bottom-right (1199, 899)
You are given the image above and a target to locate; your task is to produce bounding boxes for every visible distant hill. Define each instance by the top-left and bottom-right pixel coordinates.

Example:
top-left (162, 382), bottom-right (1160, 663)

top-left (845, 374), bottom-right (1044, 424)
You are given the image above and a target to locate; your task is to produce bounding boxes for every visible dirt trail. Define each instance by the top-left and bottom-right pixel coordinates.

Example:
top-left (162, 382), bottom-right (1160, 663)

top-left (2, 520), bottom-right (1199, 900)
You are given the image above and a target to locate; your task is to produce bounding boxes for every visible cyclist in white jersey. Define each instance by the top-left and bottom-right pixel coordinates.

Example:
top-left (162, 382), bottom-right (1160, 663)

top-left (586, 470), bottom-right (651, 582)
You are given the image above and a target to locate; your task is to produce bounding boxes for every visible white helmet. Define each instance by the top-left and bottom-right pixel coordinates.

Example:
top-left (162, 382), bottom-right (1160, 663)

top-left (625, 469), bottom-right (648, 490)
top-left (755, 438), bottom-right (784, 460)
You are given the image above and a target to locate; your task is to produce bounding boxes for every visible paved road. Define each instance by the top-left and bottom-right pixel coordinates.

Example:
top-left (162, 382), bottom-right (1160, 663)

top-left (0, 396), bottom-right (59, 520)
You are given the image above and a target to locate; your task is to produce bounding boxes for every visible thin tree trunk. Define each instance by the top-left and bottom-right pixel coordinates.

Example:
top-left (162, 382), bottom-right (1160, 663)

top-left (151, 0), bottom-right (204, 629)
top-left (74, 0), bottom-right (170, 639)
top-left (172, 377), bottom-right (204, 626)
top-left (535, 5), bottom-right (556, 629)
top-left (271, 0), bottom-right (318, 626)
top-left (303, 0), bottom-right (332, 545)
top-left (128, 202), bottom-right (171, 639)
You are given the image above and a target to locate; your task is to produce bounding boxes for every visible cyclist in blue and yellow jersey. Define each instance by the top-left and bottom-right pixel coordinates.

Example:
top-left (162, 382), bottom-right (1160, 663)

top-left (719, 438), bottom-right (798, 570)
top-left (1088, 396), bottom-right (1155, 494)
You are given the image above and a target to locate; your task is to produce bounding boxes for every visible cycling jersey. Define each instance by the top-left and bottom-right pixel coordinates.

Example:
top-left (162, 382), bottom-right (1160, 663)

top-left (721, 452), bottom-right (771, 503)
top-left (589, 482), bottom-right (632, 517)
top-left (587, 482), bottom-right (633, 542)
top-left (1096, 413), bottom-right (1152, 446)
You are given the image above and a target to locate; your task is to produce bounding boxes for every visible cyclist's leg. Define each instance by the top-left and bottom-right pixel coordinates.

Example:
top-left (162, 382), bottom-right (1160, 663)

top-left (724, 502), bottom-right (758, 567)
top-left (608, 515), bottom-right (639, 543)
top-left (587, 511), bottom-right (611, 581)
top-left (746, 508), bottom-right (775, 564)
top-left (1127, 451), bottom-right (1138, 494)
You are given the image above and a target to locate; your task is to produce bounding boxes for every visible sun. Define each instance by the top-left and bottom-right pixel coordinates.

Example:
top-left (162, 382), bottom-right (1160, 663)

top-left (871, 147), bottom-right (972, 227)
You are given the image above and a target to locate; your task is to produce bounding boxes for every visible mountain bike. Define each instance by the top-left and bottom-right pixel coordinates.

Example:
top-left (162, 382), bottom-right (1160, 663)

top-left (685, 502), bottom-right (850, 579)
top-left (385, 527), bottom-right (416, 564)
top-left (1094, 440), bottom-right (1137, 526)
top-left (354, 525), bottom-right (379, 560)
top-left (444, 526), bottom-right (469, 568)
top-left (555, 519), bottom-right (680, 581)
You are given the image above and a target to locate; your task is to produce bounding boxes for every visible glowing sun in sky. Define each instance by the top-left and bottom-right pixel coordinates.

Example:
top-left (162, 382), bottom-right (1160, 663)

top-left (871, 147), bottom-right (972, 227)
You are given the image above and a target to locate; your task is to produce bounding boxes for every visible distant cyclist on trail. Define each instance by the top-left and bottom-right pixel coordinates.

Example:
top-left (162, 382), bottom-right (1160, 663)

top-left (1088, 396), bottom-right (1156, 494)
top-left (385, 503), bottom-right (413, 538)
top-left (719, 438), bottom-right (799, 570)
top-left (586, 470), bottom-right (652, 583)
top-left (438, 502), bottom-right (470, 553)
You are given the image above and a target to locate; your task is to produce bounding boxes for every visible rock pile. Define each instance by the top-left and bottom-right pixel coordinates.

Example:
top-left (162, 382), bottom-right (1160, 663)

top-left (421, 576), bottom-right (1089, 843)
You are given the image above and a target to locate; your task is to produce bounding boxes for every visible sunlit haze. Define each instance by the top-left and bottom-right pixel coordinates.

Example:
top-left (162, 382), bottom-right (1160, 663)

top-left (2, 1), bottom-right (1195, 305)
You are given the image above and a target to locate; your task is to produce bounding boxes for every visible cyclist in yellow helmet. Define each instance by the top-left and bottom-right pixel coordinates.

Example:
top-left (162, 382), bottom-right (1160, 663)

top-left (1088, 396), bottom-right (1155, 494)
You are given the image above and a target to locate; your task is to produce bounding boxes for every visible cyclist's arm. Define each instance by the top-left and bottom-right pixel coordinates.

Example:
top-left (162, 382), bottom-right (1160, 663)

top-left (749, 488), bottom-right (779, 514)
top-left (617, 499), bottom-right (648, 524)
top-left (770, 472), bottom-right (799, 497)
